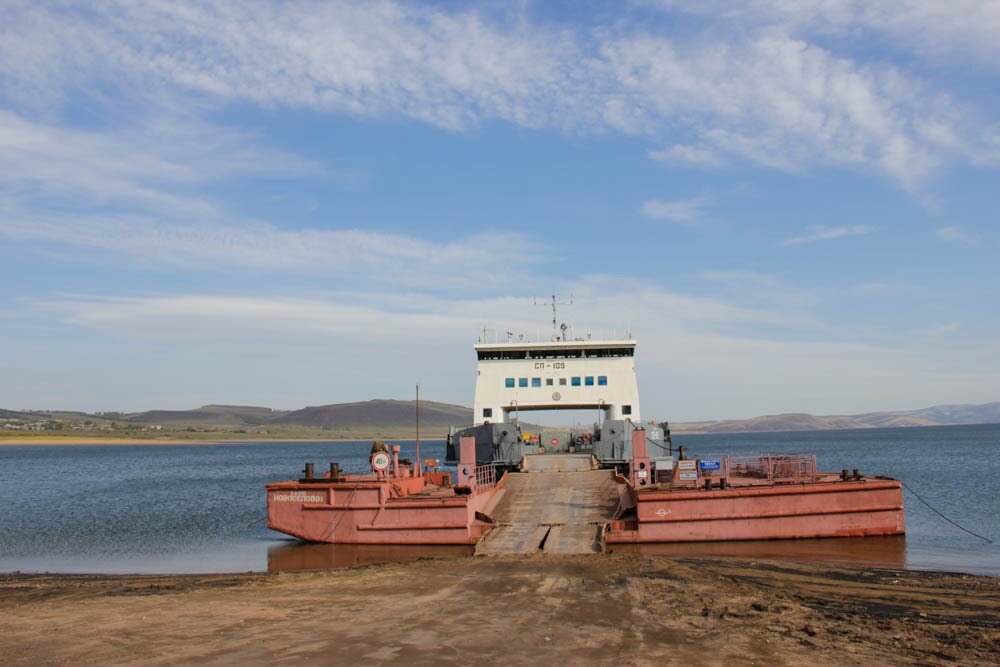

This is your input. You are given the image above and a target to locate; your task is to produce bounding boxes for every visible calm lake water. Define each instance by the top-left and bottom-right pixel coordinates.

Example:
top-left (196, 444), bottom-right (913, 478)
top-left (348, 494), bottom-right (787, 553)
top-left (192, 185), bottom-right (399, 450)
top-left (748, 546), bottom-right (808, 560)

top-left (1, 423), bottom-right (997, 575)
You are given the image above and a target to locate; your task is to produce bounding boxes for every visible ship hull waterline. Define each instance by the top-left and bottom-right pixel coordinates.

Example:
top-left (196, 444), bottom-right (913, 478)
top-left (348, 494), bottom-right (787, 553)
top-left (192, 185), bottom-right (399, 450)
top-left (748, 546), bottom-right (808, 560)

top-left (267, 475), bottom-right (904, 546)
top-left (607, 478), bottom-right (905, 543)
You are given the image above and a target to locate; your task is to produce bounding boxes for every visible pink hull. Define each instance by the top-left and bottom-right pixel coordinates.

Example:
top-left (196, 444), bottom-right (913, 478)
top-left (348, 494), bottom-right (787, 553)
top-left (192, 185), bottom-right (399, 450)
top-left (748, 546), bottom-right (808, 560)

top-left (267, 481), bottom-right (498, 545)
top-left (607, 478), bottom-right (905, 543)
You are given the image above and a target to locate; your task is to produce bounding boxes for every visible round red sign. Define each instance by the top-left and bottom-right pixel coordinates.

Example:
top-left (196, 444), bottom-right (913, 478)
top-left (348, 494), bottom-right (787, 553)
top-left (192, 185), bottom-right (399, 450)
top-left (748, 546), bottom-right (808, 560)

top-left (551, 437), bottom-right (558, 445)
top-left (371, 452), bottom-right (391, 471)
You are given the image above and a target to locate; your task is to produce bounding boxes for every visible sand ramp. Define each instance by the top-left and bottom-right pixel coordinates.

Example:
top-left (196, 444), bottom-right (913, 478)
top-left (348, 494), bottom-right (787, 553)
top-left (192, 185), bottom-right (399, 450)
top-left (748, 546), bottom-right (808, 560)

top-left (476, 459), bottom-right (621, 555)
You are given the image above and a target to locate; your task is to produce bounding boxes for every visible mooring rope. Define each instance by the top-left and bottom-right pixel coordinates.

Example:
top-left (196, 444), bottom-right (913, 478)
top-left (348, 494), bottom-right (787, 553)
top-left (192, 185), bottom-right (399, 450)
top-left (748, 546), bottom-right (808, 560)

top-left (902, 481), bottom-right (993, 544)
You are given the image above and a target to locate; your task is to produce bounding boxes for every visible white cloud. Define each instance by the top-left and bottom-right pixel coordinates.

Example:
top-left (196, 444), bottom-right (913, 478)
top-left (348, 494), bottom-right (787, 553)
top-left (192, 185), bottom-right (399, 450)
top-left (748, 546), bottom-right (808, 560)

top-left (648, 1), bottom-right (1000, 68)
top-left (936, 226), bottom-right (964, 241)
top-left (924, 321), bottom-right (961, 336)
top-left (782, 224), bottom-right (874, 246)
top-left (35, 286), bottom-right (999, 418)
top-left (852, 282), bottom-right (912, 294)
top-left (0, 213), bottom-right (539, 289)
top-left (641, 195), bottom-right (709, 223)
top-left (698, 269), bottom-right (818, 308)
top-left (0, 110), bottom-right (315, 217)
top-left (648, 144), bottom-right (723, 167)
top-left (0, 1), bottom-right (995, 186)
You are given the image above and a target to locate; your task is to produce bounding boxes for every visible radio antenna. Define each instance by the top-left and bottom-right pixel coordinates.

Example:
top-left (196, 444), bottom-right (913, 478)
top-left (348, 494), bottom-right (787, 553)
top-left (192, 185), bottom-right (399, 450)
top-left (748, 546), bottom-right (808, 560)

top-left (533, 291), bottom-right (573, 340)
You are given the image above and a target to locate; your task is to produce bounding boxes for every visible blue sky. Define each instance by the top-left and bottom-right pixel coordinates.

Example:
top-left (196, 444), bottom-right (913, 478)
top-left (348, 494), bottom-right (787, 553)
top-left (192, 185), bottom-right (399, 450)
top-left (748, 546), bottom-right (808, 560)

top-left (1, 1), bottom-right (997, 420)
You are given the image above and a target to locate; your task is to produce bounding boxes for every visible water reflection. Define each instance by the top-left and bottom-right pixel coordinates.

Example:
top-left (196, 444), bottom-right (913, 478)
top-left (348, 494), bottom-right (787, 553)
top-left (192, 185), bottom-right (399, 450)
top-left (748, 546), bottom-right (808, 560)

top-left (612, 536), bottom-right (908, 570)
top-left (267, 541), bottom-right (474, 572)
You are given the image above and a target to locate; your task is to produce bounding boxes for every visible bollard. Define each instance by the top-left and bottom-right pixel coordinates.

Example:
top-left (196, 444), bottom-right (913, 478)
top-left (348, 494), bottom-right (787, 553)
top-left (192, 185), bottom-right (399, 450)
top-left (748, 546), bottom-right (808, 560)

top-left (303, 462), bottom-right (314, 479)
top-left (329, 462), bottom-right (340, 480)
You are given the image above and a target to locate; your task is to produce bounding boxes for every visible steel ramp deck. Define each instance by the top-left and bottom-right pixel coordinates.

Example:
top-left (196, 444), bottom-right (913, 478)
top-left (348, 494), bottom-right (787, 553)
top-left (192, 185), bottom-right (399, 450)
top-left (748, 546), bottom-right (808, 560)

top-left (475, 465), bottom-right (621, 555)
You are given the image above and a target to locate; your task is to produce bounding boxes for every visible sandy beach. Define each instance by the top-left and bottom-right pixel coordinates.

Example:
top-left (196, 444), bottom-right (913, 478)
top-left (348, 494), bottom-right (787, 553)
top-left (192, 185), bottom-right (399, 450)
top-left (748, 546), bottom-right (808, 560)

top-left (1, 554), bottom-right (997, 666)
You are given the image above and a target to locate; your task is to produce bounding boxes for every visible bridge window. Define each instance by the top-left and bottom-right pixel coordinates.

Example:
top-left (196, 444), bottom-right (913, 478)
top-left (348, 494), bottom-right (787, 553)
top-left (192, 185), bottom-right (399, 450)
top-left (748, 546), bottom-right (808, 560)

top-left (622, 405), bottom-right (632, 416)
top-left (519, 378), bottom-right (528, 387)
top-left (559, 378), bottom-right (567, 385)
top-left (546, 378), bottom-right (554, 386)
top-left (598, 375), bottom-right (607, 386)
top-left (585, 376), bottom-right (594, 386)
top-left (505, 378), bottom-right (515, 388)
top-left (571, 377), bottom-right (581, 386)
top-left (531, 377), bottom-right (541, 387)
top-left (483, 408), bottom-right (493, 419)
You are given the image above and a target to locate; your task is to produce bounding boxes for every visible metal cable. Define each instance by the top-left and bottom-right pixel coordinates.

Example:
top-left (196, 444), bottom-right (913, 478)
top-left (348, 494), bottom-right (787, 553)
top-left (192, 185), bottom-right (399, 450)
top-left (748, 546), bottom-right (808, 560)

top-left (902, 481), bottom-right (993, 544)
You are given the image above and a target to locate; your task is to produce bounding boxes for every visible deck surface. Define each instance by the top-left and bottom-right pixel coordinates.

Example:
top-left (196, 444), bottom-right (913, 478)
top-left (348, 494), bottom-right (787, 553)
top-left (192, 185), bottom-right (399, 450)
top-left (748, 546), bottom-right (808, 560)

top-left (476, 456), bottom-right (621, 555)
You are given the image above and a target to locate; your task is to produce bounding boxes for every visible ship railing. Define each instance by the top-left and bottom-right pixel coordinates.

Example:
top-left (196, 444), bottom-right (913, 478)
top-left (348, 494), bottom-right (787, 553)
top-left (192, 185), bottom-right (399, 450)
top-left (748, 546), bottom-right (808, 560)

top-left (474, 463), bottom-right (498, 489)
top-left (698, 453), bottom-right (817, 483)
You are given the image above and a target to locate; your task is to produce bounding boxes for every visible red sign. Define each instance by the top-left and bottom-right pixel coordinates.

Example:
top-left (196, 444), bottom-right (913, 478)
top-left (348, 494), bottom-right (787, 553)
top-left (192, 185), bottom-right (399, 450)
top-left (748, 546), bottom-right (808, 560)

top-left (551, 437), bottom-right (558, 445)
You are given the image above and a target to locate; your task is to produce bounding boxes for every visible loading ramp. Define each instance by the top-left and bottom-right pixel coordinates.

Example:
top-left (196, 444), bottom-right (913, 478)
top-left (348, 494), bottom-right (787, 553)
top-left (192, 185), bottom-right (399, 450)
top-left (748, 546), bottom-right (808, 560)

top-left (476, 455), bottom-right (623, 555)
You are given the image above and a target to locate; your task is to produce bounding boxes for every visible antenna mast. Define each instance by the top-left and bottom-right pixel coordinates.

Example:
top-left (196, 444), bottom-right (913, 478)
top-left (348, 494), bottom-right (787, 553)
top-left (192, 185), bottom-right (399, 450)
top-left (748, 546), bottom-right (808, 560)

top-left (534, 291), bottom-right (574, 340)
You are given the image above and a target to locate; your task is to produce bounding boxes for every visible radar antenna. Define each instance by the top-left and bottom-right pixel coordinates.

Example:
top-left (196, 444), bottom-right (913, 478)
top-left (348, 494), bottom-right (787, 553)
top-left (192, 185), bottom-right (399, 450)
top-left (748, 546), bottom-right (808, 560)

top-left (534, 291), bottom-right (573, 340)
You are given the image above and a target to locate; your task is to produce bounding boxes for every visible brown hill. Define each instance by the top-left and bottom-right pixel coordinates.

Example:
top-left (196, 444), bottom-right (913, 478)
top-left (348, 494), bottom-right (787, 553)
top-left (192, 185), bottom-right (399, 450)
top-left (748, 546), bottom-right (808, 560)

top-left (125, 405), bottom-right (286, 426)
top-left (674, 401), bottom-right (1000, 434)
top-left (269, 399), bottom-right (473, 433)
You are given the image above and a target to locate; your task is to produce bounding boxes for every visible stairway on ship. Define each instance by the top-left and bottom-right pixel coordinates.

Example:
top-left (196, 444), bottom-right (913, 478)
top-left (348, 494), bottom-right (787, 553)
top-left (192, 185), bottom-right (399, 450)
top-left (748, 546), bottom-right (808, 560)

top-left (475, 454), bottom-right (622, 555)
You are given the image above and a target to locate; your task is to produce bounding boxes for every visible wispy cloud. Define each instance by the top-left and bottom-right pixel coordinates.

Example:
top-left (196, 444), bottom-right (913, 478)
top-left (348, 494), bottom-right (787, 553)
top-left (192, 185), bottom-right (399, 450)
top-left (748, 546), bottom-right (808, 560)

top-left (648, 144), bottom-right (723, 167)
top-left (924, 321), bottom-right (961, 336)
top-left (0, 213), bottom-right (540, 289)
top-left (1, 1), bottom-right (996, 186)
top-left (35, 286), bottom-right (998, 418)
top-left (936, 226), bottom-right (965, 241)
top-left (648, 1), bottom-right (1000, 68)
top-left (0, 110), bottom-right (316, 217)
top-left (641, 195), bottom-right (709, 223)
top-left (698, 269), bottom-right (819, 308)
top-left (852, 282), bottom-right (912, 294)
top-left (782, 225), bottom-right (874, 246)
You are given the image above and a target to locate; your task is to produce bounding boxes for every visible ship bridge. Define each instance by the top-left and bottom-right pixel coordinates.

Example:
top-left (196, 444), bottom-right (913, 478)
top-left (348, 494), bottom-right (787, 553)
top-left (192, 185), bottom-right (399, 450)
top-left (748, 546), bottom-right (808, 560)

top-left (473, 339), bottom-right (640, 425)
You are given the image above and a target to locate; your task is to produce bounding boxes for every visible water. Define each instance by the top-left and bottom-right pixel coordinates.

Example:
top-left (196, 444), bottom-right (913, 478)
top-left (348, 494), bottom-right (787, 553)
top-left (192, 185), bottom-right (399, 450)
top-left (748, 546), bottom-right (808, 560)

top-left (0, 424), bottom-right (997, 575)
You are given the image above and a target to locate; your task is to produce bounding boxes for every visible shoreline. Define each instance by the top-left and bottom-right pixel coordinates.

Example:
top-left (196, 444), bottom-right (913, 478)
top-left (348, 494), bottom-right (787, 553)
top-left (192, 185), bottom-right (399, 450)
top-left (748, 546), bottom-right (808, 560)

top-left (0, 436), bottom-right (415, 446)
top-left (1, 554), bottom-right (997, 665)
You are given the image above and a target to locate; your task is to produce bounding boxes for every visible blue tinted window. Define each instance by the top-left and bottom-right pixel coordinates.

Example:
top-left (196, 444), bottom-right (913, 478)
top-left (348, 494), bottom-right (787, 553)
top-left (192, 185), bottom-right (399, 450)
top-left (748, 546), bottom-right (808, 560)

top-left (597, 375), bottom-right (607, 386)
top-left (519, 377), bottom-right (528, 387)
top-left (531, 377), bottom-right (541, 387)
top-left (505, 378), bottom-right (515, 388)
top-left (571, 377), bottom-right (581, 386)
top-left (585, 376), bottom-right (594, 386)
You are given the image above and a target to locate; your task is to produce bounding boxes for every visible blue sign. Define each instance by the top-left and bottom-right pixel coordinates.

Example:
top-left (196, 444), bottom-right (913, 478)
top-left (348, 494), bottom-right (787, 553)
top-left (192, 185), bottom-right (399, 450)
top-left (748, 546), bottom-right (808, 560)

top-left (699, 459), bottom-right (721, 471)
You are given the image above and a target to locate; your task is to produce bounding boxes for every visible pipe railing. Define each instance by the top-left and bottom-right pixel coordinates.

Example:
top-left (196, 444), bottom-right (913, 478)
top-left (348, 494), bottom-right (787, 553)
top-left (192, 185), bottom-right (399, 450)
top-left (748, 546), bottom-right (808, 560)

top-left (697, 453), bottom-right (817, 483)
top-left (474, 463), bottom-right (498, 489)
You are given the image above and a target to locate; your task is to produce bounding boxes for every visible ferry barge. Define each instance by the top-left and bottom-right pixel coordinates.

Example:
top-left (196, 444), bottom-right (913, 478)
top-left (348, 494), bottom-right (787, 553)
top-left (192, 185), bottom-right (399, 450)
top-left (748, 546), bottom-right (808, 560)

top-left (267, 325), bottom-right (904, 551)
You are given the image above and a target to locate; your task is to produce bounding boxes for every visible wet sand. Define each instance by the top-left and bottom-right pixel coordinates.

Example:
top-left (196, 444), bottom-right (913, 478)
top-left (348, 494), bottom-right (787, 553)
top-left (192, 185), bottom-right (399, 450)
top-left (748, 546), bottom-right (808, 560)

top-left (1, 554), bottom-right (997, 666)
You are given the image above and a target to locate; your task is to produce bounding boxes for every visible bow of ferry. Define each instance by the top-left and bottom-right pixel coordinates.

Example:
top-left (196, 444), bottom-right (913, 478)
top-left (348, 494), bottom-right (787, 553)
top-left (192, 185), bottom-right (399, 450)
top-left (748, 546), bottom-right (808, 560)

top-left (267, 325), bottom-right (904, 551)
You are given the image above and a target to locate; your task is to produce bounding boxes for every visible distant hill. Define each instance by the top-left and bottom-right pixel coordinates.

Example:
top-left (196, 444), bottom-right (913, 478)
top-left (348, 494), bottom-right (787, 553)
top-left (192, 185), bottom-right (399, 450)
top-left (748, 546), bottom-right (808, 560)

top-left (270, 399), bottom-right (473, 435)
top-left (3, 400), bottom-right (998, 439)
top-left (125, 405), bottom-right (286, 426)
top-left (673, 402), bottom-right (1000, 434)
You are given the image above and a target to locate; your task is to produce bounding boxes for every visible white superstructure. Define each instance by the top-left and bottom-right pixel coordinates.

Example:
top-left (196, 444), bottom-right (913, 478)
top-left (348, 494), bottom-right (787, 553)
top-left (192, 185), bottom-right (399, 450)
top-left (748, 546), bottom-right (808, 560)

top-left (473, 339), bottom-right (641, 425)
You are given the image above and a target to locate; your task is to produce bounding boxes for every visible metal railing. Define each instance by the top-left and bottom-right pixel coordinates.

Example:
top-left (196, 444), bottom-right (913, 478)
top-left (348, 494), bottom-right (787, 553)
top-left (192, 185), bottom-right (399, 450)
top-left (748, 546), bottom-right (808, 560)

top-left (697, 453), bottom-right (817, 483)
top-left (474, 463), bottom-right (498, 489)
